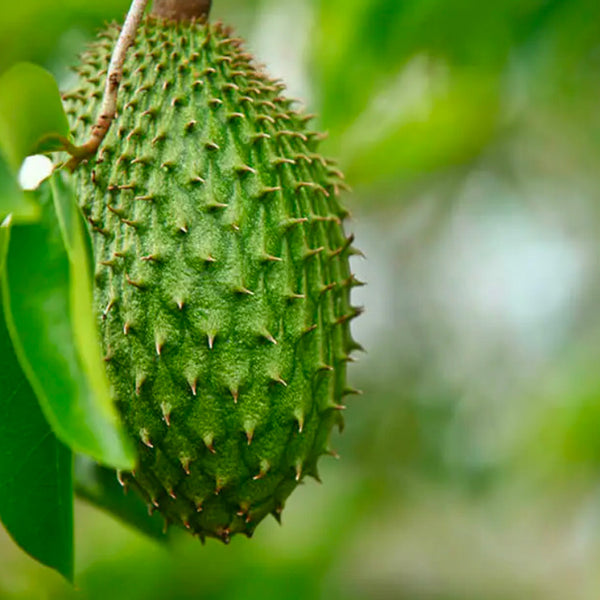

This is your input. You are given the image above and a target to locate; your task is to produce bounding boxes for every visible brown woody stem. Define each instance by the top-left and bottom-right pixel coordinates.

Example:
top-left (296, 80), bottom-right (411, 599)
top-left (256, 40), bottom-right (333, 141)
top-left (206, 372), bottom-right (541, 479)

top-left (151, 0), bottom-right (212, 20)
top-left (65, 0), bottom-right (150, 171)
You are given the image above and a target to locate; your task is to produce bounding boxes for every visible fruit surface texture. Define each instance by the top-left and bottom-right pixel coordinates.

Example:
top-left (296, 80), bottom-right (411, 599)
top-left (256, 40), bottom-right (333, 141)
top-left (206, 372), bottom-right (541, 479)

top-left (64, 17), bottom-right (362, 542)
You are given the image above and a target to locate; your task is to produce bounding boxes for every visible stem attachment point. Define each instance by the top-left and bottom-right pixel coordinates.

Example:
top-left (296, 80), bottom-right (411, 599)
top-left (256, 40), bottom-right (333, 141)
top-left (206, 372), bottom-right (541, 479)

top-left (151, 0), bottom-right (212, 20)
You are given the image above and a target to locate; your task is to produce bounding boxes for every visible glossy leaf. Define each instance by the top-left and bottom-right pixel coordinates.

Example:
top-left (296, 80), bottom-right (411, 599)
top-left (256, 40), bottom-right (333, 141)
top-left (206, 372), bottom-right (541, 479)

top-left (0, 151), bottom-right (39, 223)
top-left (2, 173), bottom-right (134, 470)
top-left (0, 212), bottom-right (9, 266)
top-left (75, 456), bottom-right (168, 542)
top-left (49, 171), bottom-right (124, 448)
top-left (51, 168), bottom-right (94, 276)
top-left (0, 62), bottom-right (70, 171)
top-left (0, 221), bottom-right (74, 581)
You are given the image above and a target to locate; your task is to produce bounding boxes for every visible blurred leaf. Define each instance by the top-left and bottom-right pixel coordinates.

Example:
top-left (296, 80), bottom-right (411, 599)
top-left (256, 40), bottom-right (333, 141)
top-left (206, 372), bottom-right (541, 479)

top-left (0, 0), bottom-right (130, 71)
top-left (342, 69), bottom-right (500, 186)
top-left (312, 0), bottom-right (520, 132)
top-left (74, 455), bottom-right (168, 542)
top-left (0, 62), bottom-right (70, 171)
top-left (1, 173), bottom-right (134, 470)
top-left (309, 0), bottom-right (544, 189)
top-left (0, 151), bottom-right (39, 223)
top-left (0, 221), bottom-right (74, 582)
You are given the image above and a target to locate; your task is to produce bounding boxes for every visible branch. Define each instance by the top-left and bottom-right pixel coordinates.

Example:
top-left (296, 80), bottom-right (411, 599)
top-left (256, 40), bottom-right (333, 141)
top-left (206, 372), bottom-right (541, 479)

top-left (66, 0), bottom-right (150, 171)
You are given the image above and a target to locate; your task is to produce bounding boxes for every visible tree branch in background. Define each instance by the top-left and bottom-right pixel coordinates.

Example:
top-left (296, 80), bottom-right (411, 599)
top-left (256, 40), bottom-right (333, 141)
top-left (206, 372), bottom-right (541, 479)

top-left (66, 0), bottom-right (150, 171)
top-left (151, 0), bottom-right (212, 21)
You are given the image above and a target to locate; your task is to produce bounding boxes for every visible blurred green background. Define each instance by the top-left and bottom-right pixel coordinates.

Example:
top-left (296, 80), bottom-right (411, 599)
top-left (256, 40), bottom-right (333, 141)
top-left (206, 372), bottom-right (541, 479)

top-left (4, 0), bottom-right (600, 597)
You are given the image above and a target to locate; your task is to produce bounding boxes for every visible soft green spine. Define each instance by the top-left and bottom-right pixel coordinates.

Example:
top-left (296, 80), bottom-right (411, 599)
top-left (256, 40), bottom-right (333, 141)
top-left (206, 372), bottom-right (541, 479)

top-left (64, 18), bottom-right (362, 542)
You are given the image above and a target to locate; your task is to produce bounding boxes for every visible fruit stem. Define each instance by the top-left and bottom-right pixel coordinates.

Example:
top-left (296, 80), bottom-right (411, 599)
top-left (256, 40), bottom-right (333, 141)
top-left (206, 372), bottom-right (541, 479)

top-left (151, 0), bottom-right (212, 20)
top-left (65, 0), bottom-right (150, 171)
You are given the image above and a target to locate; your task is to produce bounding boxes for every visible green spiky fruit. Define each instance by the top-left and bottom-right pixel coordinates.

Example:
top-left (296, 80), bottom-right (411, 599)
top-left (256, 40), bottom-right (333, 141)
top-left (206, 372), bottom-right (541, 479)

top-left (64, 17), bottom-right (362, 542)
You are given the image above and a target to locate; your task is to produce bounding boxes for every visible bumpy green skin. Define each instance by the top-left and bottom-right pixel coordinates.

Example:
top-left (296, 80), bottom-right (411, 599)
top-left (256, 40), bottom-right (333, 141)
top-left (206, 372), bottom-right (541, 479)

top-left (64, 18), bottom-right (362, 542)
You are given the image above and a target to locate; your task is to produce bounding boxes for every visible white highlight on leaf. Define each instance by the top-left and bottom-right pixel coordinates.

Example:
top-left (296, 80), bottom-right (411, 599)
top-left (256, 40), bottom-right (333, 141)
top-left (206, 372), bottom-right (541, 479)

top-left (18, 155), bottom-right (53, 190)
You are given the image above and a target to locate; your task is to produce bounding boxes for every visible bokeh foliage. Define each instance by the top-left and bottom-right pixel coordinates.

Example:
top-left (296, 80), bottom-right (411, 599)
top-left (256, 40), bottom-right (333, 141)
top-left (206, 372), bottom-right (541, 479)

top-left (3, 0), bottom-right (600, 598)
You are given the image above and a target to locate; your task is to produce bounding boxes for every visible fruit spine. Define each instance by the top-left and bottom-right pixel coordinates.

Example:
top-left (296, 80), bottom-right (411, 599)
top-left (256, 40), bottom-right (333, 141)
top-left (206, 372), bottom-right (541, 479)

top-left (63, 16), bottom-right (362, 542)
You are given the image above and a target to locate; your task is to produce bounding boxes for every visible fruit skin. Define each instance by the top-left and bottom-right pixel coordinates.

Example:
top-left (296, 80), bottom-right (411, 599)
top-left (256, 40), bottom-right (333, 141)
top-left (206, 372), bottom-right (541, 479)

top-left (63, 17), bottom-right (362, 542)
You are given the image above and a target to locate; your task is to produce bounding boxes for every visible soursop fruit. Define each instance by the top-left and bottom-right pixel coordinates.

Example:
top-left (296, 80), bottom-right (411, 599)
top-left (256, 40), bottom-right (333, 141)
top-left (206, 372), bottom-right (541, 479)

top-left (63, 16), bottom-right (362, 542)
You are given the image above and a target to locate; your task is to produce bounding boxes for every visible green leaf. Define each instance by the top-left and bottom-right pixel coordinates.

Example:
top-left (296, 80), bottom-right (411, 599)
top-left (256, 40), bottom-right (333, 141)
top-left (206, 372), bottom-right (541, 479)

top-left (74, 456), bottom-right (168, 543)
top-left (0, 221), bottom-right (74, 582)
top-left (342, 70), bottom-right (500, 187)
top-left (51, 168), bottom-right (94, 278)
top-left (1, 172), bottom-right (135, 470)
top-left (0, 151), bottom-right (39, 223)
top-left (50, 171), bottom-right (121, 437)
top-left (0, 62), bottom-right (70, 171)
top-left (0, 216), bottom-right (9, 267)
